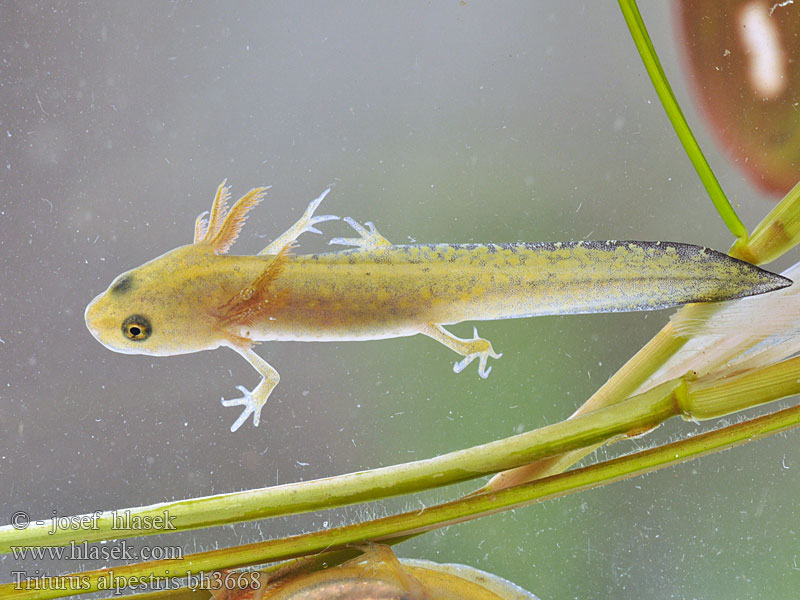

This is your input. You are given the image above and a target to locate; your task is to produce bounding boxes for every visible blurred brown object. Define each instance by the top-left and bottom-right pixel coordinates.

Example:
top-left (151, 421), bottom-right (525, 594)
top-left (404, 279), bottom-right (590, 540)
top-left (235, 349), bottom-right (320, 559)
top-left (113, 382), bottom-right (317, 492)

top-left (675, 1), bottom-right (800, 196)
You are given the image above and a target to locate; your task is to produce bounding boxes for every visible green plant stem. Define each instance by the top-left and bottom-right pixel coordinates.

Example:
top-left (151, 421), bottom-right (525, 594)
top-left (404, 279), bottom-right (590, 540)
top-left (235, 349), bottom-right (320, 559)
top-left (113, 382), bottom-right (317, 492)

top-left (486, 321), bottom-right (686, 489)
top-left (730, 178), bottom-right (800, 264)
top-left (6, 354), bottom-right (800, 556)
top-left (487, 0), bottom-right (774, 493)
top-left (618, 0), bottom-right (747, 240)
top-left (4, 356), bottom-right (800, 600)
top-left (8, 401), bottom-right (799, 600)
top-left (689, 356), bottom-right (800, 419)
top-left (0, 379), bottom-right (684, 554)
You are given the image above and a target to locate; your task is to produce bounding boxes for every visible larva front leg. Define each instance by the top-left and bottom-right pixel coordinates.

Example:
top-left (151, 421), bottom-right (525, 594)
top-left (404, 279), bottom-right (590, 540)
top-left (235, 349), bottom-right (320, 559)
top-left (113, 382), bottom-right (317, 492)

top-left (222, 345), bottom-right (280, 432)
top-left (259, 188), bottom-right (338, 256)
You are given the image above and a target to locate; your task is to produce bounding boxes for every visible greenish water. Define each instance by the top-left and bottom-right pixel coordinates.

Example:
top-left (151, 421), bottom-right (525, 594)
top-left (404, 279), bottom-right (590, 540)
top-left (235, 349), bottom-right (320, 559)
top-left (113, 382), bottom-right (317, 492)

top-left (2, 3), bottom-right (797, 599)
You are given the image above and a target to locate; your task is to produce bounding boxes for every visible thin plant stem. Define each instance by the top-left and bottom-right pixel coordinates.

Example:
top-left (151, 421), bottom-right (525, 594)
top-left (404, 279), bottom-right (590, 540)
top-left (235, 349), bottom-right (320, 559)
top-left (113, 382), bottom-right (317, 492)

top-left (4, 356), bottom-right (800, 600)
top-left (485, 321), bottom-right (685, 489)
top-left (0, 379), bottom-right (685, 554)
top-left (7, 352), bottom-right (799, 554)
top-left (617, 0), bottom-right (747, 240)
top-left (8, 401), bottom-right (799, 600)
top-left (730, 178), bottom-right (800, 263)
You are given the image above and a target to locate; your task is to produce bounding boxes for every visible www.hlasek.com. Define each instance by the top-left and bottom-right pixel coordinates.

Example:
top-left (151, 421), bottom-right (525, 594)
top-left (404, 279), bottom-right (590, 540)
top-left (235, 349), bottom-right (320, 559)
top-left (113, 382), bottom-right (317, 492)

top-left (11, 570), bottom-right (260, 594)
top-left (11, 540), bottom-right (182, 562)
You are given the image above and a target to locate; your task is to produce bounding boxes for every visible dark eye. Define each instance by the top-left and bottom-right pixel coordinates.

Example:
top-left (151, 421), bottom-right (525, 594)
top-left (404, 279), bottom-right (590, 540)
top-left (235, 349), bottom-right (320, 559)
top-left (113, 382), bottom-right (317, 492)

top-left (121, 315), bottom-right (152, 341)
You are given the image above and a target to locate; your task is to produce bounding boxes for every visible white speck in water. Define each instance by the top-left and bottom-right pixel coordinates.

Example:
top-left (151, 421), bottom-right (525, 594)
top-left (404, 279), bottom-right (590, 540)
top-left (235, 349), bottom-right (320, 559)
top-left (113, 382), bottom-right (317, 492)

top-left (769, 0), bottom-right (794, 15)
top-left (35, 93), bottom-right (49, 116)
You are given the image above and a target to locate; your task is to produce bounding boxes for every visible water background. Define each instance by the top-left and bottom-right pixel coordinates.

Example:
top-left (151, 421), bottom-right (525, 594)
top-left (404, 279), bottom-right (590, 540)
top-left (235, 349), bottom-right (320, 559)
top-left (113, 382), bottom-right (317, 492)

top-left (2, 3), bottom-right (797, 598)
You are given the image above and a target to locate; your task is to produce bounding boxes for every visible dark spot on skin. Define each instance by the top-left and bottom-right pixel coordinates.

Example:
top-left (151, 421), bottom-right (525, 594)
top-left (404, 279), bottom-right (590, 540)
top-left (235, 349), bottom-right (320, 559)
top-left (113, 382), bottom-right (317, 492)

top-left (121, 314), bottom-right (152, 341)
top-left (111, 276), bottom-right (133, 294)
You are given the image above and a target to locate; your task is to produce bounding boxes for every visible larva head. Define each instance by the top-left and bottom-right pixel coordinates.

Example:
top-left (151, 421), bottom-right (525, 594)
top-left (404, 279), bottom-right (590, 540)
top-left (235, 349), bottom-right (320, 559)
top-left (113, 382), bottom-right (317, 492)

top-left (85, 182), bottom-right (268, 356)
top-left (84, 245), bottom-right (225, 356)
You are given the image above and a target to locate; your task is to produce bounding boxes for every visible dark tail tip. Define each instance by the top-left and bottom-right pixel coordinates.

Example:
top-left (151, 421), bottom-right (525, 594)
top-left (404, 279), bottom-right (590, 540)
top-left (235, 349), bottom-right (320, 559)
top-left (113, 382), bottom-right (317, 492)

top-left (756, 269), bottom-right (793, 294)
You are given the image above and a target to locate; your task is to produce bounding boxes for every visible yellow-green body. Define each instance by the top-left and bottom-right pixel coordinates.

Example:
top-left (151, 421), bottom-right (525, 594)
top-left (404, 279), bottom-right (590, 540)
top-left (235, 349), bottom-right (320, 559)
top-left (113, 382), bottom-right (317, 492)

top-left (84, 183), bottom-right (791, 431)
top-left (260, 241), bottom-right (782, 340)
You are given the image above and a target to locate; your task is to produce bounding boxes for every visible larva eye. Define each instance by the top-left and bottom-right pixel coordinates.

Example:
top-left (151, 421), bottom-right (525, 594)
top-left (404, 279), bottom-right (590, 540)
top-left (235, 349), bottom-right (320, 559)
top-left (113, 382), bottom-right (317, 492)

top-left (121, 315), bottom-right (152, 341)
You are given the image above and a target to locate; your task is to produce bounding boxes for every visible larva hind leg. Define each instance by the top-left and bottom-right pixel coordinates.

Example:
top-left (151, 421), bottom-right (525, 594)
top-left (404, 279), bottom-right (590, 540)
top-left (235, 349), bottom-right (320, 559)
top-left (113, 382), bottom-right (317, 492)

top-left (329, 217), bottom-right (392, 249)
top-left (419, 323), bottom-right (502, 379)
